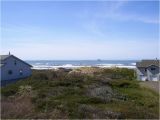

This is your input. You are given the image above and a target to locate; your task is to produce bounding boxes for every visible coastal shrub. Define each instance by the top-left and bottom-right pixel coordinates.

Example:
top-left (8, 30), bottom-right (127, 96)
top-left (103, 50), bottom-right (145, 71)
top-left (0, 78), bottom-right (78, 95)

top-left (47, 71), bottom-right (58, 80)
top-left (108, 79), bottom-right (139, 88)
top-left (86, 86), bottom-right (114, 103)
top-left (18, 85), bottom-right (32, 96)
top-left (78, 104), bottom-right (122, 119)
top-left (51, 73), bottom-right (88, 88)
top-left (31, 91), bottom-right (61, 113)
top-left (32, 72), bottom-right (48, 80)
top-left (1, 69), bottom-right (159, 119)
top-left (78, 67), bottom-right (104, 75)
top-left (31, 70), bottom-right (58, 80)
top-left (1, 84), bottom-right (19, 97)
top-left (1, 96), bottom-right (34, 119)
top-left (103, 68), bottom-right (135, 80)
top-left (81, 97), bottom-right (105, 104)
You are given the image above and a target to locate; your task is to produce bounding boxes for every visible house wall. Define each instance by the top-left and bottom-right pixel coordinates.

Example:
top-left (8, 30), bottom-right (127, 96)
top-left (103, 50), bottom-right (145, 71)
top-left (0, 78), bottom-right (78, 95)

top-left (136, 66), bottom-right (160, 81)
top-left (147, 65), bottom-right (160, 81)
top-left (136, 67), bottom-right (147, 81)
top-left (1, 56), bottom-right (32, 81)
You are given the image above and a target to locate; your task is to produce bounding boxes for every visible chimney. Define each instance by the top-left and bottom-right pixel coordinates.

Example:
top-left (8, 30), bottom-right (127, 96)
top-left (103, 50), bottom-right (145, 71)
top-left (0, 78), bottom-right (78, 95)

top-left (9, 51), bottom-right (10, 55)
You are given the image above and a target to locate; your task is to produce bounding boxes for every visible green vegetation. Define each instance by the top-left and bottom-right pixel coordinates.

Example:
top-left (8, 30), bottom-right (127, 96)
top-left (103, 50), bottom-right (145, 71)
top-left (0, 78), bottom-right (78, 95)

top-left (1, 68), bottom-right (159, 119)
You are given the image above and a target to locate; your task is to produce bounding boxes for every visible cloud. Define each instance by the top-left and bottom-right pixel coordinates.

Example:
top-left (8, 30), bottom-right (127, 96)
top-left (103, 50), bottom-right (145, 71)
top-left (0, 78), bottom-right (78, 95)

top-left (77, 1), bottom-right (158, 39)
top-left (82, 20), bottom-right (105, 37)
top-left (1, 1), bottom-right (159, 60)
top-left (103, 1), bottom-right (159, 24)
top-left (104, 12), bottom-right (159, 24)
top-left (108, 1), bottom-right (127, 13)
top-left (80, 1), bottom-right (159, 24)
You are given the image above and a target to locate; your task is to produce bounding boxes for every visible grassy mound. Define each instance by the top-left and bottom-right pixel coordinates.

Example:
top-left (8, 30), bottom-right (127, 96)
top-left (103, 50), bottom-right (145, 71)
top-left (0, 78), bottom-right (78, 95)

top-left (1, 68), bottom-right (159, 119)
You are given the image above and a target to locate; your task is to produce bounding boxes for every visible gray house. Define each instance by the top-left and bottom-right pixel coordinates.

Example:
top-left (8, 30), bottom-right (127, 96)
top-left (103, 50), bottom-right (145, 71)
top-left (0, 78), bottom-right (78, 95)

top-left (0, 54), bottom-right (32, 81)
top-left (136, 60), bottom-right (160, 81)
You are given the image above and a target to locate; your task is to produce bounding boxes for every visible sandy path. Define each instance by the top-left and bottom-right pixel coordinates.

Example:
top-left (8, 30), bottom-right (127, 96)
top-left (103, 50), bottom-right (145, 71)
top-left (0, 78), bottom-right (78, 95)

top-left (140, 81), bottom-right (159, 93)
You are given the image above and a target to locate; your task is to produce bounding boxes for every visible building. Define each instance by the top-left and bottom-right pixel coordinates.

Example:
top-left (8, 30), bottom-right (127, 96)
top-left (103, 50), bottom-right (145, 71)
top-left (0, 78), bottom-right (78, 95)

top-left (136, 60), bottom-right (160, 81)
top-left (0, 54), bottom-right (32, 81)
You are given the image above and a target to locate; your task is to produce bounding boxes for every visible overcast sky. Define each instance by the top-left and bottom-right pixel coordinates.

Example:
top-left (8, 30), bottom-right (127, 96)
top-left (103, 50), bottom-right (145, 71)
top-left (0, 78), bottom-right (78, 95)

top-left (1, 1), bottom-right (159, 60)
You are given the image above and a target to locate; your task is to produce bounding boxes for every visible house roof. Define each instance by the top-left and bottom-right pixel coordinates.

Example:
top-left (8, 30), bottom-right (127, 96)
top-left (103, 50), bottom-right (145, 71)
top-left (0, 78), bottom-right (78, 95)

top-left (0, 55), bottom-right (32, 67)
top-left (0, 64), bottom-right (5, 67)
top-left (0, 55), bottom-right (10, 61)
top-left (136, 60), bottom-right (160, 68)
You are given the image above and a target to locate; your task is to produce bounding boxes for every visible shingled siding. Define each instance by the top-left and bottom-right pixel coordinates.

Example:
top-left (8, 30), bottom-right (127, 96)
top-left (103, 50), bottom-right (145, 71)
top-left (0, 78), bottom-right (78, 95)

top-left (136, 59), bottom-right (160, 81)
top-left (136, 67), bottom-right (147, 76)
top-left (1, 56), bottom-right (32, 81)
top-left (136, 68), bottom-right (147, 81)
top-left (147, 66), bottom-right (160, 81)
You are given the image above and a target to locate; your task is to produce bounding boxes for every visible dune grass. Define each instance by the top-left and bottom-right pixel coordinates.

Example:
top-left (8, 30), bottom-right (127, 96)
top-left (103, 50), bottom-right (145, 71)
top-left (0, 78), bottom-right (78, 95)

top-left (1, 68), bottom-right (159, 119)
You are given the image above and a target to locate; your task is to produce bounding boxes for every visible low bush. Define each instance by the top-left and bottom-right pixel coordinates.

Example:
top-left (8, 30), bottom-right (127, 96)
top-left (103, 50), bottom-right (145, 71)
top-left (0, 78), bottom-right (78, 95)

top-left (1, 96), bottom-right (34, 119)
top-left (1, 68), bottom-right (159, 119)
top-left (1, 83), bottom-right (19, 97)
top-left (18, 85), bottom-right (32, 96)
top-left (103, 68), bottom-right (136, 80)
top-left (86, 85), bottom-right (114, 103)
top-left (32, 72), bottom-right (49, 80)
top-left (108, 79), bottom-right (139, 88)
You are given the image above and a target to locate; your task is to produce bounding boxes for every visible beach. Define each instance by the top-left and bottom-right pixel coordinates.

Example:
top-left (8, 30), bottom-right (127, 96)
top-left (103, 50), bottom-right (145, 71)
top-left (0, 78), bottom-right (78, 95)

top-left (26, 60), bottom-right (137, 70)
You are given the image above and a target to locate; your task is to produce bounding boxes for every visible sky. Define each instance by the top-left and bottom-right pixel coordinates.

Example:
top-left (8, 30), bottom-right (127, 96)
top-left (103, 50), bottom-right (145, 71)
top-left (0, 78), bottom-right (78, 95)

top-left (1, 0), bottom-right (159, 60)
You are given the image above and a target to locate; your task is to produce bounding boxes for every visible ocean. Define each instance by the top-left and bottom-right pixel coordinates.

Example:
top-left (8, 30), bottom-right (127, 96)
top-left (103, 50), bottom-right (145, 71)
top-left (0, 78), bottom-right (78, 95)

top-left (26, 60), bottom-right (138, 69)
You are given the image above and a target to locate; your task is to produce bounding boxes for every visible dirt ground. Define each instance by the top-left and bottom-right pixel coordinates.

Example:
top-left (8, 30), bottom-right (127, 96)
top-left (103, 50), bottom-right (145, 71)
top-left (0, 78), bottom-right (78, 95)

top-left (140, 81), bottom-right (160, 93)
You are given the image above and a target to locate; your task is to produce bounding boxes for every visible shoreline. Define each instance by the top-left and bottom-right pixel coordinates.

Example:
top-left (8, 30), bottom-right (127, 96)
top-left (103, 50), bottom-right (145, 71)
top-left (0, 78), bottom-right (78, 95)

top-left (32, 65), bottom-right (136, 70)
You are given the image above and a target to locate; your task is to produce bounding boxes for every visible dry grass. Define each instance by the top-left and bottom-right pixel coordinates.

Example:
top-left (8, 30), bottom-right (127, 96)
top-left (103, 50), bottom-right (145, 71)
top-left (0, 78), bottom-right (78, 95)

top-left (140, 81), bottom-right (160, 93)
top-left (77, 67), bottom-right (104, 74)
top-left (1, 95), bottom-right (34, 119)
top-left (77, 104), bottom-right (122, 119)
top-left (1, 69), bottom-right (159, 119)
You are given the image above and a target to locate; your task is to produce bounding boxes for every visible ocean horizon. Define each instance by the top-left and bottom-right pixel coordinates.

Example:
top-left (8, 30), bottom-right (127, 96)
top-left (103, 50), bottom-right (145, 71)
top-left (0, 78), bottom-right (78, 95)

top-left (26, 60), bottom-right (139, 69)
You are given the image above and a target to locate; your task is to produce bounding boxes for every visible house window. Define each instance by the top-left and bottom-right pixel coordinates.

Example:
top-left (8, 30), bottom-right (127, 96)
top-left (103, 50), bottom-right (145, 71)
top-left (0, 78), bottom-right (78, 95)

top-left (14, 60), bottom-right (17, 65)
top-left (151, 68), bottom-right (156, 71)
top-left (19, 69), bottom-right (23, 75)
top-left (8, 70), bottom-right (13, 75)
top-left (145, 68), bottom-right (147, 72)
